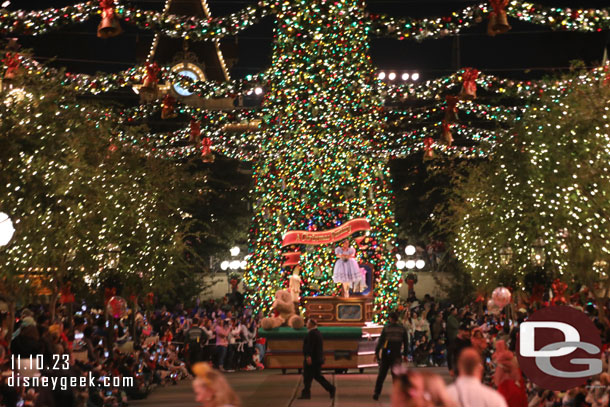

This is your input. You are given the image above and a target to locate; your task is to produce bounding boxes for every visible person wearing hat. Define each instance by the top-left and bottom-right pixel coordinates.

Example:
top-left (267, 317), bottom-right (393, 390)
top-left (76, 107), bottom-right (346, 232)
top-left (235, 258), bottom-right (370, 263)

top-left (373, 311), bottom-right (409, 401)
top-left (449, 322), bottom-right (472, 375)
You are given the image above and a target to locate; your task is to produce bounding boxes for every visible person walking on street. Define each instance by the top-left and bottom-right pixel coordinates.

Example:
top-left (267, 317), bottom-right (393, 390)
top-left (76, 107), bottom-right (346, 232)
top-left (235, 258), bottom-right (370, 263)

top-left (185, 318), bottom-right (207, 373)
top-left (373, 311), bottom-right (409, 401)
top-left (447, 348), bottom-right (508, 407)
top-left (298, 318), bottom-right (336, 400)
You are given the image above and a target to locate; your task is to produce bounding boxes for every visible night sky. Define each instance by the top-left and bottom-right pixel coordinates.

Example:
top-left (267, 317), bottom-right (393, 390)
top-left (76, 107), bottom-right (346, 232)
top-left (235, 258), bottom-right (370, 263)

top-left (11, 0), bottom-right (610, 83)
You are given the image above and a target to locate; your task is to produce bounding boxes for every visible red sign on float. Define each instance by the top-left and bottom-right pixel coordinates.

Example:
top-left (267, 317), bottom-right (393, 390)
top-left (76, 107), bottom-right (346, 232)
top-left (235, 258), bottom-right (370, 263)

top-left (281, 218), bottom-right (371, 247)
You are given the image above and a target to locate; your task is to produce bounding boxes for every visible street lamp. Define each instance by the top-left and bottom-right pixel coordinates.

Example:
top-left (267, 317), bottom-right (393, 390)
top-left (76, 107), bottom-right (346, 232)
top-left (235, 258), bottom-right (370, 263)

top-left (415, 259), bottom-right (425, 270)
top-left (396, 260), bottom-right (406, 270)
top-left (406, 260), bottom-right (415, 269)
top-left (499, 246), bottom-right (513, 267)
top-left (405, 245), bottom-right (416, 256)
top-left (0, 212), bottom-right (15, 247)
top-left (530, 238), bottom-right (546, 267)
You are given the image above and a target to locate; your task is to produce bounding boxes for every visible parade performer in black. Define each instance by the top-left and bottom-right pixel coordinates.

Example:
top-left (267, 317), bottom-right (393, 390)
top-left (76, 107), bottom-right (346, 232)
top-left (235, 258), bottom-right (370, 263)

top-left (298, 318), bottom-right (336, 399)
top-left (373, 312), bottom-right (409, 400)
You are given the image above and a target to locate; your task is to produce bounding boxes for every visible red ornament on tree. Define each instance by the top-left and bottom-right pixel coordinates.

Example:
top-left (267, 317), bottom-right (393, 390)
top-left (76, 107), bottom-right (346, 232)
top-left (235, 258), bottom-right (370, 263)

top-left (189, 119), bottom-right (201, 144)
top-left (423, 137), bottom-right (435, 159)
top-left (460, 68), bottom-right (479, 100)
top-left (97, 0), bottom-right (122, 39)
top-left (201, 137), bottom-right (214, 163)
top-left (488, 0), bottom-right (511, 36)
top-left (3, 52), bottom-right (20, 83)
top-left (441, 120), bottom-right (453, 147)
top-left (444, 95), bottom-right (459, 123)
top-left (140, 62), bottom-right (160, 102)
top-left (160, 94), bottom-right (177, 119)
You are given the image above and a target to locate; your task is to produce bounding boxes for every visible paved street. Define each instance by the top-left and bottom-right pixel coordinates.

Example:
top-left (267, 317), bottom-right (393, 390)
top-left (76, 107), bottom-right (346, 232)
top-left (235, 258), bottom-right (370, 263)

top-left (131, 367), bottom-right (450, 407)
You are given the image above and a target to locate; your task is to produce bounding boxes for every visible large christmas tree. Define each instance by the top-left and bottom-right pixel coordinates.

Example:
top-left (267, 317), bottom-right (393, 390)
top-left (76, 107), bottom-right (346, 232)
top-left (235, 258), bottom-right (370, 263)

top-left (242, 0), bottom-right (400, 320)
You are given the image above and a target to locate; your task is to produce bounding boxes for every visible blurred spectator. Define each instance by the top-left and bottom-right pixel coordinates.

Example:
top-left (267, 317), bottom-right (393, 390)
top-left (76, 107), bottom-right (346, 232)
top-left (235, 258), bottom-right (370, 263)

top-left (191, 362), bottom-right (241, 407)
top-left (447, 348), bottom-right (507, 407)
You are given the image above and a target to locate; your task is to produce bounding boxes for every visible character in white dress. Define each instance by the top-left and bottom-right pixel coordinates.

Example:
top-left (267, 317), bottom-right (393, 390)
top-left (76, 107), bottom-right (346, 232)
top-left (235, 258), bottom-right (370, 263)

top-left (288, 266), bottom-right (302, 303)
top-left (333, 240), bottom-right (366, 298)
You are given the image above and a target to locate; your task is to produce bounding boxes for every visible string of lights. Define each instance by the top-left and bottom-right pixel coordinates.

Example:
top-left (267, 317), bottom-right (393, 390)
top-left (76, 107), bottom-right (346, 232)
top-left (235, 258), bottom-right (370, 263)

top-left (1, 1), bottom-right (608, 40)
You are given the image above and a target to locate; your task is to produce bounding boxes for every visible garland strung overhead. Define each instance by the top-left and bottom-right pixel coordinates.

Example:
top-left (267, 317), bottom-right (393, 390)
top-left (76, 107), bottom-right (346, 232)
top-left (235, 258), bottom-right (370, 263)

top-left (0, 0), bottom-right (275, 40)
top-left (370, 1), bottom-right (610, 41)
top-left (0, 1), bottom-right (608, 40)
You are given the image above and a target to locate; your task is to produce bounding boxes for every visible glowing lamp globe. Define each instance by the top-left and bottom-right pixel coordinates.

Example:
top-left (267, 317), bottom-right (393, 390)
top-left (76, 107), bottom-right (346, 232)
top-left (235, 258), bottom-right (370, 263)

top-left (106, 296), bottom-right (127, 319)
top-left (492, 287), bottom-right (512, 308)
top-left (230, 246), bottom-right (240, 256)
top-left (405, 245), bottom-right (416, 256)
top-left (0, 212), bottom-right (15, 247)
top-left (396, 260), bottom-right (406, 270)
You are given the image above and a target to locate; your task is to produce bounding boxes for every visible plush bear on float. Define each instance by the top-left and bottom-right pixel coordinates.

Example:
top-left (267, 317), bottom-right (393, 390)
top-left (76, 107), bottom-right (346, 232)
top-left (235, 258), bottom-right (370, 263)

top-left (261, 289), bottom-right (304, 330)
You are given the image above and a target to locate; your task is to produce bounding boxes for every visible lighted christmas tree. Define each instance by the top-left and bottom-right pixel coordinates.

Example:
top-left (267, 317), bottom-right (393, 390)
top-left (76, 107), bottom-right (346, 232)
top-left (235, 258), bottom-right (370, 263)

top-left (242, 0), bottom-right (400, 320)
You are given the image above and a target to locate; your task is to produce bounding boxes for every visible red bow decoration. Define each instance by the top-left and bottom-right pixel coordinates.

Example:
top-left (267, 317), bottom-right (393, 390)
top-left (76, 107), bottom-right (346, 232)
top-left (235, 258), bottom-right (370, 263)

top-left (475, 294), bottom-right (485, 303)
top-left (3, 52), bottom-right (20, 79)
top-left (201, 137), bottom-right (212, 156)
top-left (461, 68), bottom-right (479, 99)
top-left (423, 137), bottom-right (434, 158)
top-left (189, 119), bottom-right (201, 143)
top-left (60, 283), bottom-right (75, 305)
top-left (230, 278), bottom-right (239, 289)
top-left (490, 0), bottom-right (509, 16)
top-left (146, 292), bottom-right (154, 305)
top-left (551, 278), bottom-right (568, 305)
top-left (160, 94), bottom-right (177, 119)
top-left (444, 95), bottom-right (459, 123)
top-left (441, 120), bottom-right (453, 146)
top-left (143, 62), bottom-right (160, 87)
top-left (100, 0), bottom-right (116, 18)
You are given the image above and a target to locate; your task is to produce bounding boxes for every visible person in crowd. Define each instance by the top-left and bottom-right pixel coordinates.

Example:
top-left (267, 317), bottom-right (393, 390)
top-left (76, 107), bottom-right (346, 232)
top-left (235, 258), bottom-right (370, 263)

top-left (201, 318), bottom-right (216, 363)
top-left (191, 362), bottom-right (241, 407)
top-left (185, 317), bottom-right (207, 372)
top-left (493, 340), bottom-right (527, 407)
top-left (470, 327), bottom-right (487, 356)
top-left (430, 313), bottom-right (443, 343)
top-left (412, 312), bottom-right (430, 343)
top-left (447, 348), bottom-right (508, 407)
top-left (374, 312), bottom-right (409, 401)
top-left (298, 318), bottom-right (336, 400)
top-left (445, 306), bottom-right (459, 370)
top-left (391, 365), bottom-right (457, 407)
top-left (449, 323), bottom-right (472, 375)
top-left (586, 372), bottom-right (610, 407)
top-left (215, 318), bottom-right (230, 371)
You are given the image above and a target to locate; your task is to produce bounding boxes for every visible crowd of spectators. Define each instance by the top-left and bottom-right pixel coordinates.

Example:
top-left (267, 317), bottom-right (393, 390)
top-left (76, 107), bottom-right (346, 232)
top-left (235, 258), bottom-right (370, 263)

top-left (392, 291), bottom-right (610, 407)
top-left (0, 291), bottom-right (265, 407)
top-left (2, 287), bottom-right (610, 407)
